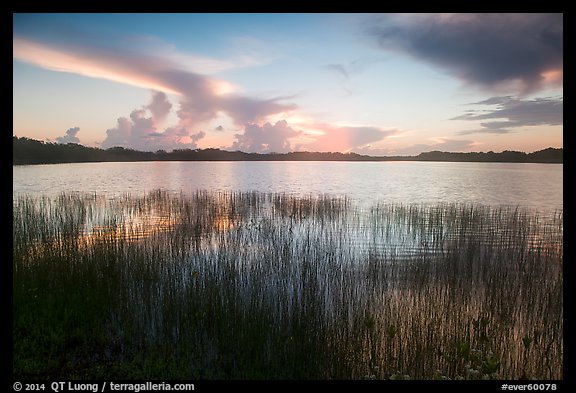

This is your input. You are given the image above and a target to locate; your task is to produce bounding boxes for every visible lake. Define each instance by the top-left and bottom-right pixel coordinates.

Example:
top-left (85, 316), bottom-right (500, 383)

top-left (13, 161), bottom-right (564, 379)
top-left (13, 161), bottom-right (563, 213)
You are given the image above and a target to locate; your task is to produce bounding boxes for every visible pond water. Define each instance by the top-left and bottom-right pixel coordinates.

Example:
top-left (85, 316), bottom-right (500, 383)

top-left (13, 161), bottom-right (563, 213)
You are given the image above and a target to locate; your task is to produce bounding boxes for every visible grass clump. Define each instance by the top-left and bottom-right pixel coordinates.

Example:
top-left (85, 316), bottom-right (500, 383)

top-left (13, 190), bottom-right (562, 379)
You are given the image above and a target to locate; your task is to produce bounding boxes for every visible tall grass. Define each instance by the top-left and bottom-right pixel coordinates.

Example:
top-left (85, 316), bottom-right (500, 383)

top-left (13, 190), bottom-right (562, 379)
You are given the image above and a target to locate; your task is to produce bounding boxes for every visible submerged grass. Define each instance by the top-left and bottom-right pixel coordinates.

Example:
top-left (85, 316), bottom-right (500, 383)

top-left (13, 190), bottom-right (563, 379)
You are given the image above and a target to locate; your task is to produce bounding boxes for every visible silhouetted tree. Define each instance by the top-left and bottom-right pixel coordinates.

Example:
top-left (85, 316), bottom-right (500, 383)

top-left (12, 136), bottom-right (563, 165)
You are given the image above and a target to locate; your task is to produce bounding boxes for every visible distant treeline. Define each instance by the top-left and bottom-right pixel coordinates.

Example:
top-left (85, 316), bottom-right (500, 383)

top-left (13, 136), bottom-right (563, 165)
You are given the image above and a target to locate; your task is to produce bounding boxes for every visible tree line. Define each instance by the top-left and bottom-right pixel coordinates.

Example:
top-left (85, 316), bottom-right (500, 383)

top-left (12, 136), bottom-right (563, 165)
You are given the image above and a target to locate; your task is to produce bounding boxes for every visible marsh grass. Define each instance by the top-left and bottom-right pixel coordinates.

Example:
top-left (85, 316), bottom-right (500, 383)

top-left (13, 190), bottom-right (562, 379)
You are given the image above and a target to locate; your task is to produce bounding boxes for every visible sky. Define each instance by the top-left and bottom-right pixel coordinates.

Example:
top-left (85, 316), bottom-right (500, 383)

top-left (13, 13), bottom-right (563, 156)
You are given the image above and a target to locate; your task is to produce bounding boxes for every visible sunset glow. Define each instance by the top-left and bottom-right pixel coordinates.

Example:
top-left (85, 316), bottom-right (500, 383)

top-left (13, 13), bottom-right (562, 155)
top-left (13, 38), bottom-right (183, 95)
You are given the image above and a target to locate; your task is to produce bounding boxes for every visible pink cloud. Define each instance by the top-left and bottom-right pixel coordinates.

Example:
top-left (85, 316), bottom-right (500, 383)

top-left (101, 91), bottom-right (205, 151)
top-left (230, 120), bottom-right (399, 154)
top-left (232, 120), bottom-right (301, 153)
top-left (299, 123), bottom-right (398, 152)
top-left (13, 32), bottom-right (297, 151)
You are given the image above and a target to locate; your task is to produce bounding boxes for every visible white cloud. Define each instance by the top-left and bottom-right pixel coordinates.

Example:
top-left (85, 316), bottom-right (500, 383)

top-left (231, 120), bottom-right (301, 153)
top-left (55, 126), bottom-right (81, 144)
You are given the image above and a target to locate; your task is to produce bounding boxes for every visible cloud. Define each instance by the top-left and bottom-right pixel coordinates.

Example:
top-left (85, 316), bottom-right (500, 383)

top-left (142, 36), bottom-right (266, 75)
top-left (55, 126), bottom-right (81, 144)
top-left (146, 91), bottom-right (172, 127)
top-left (34, 32), bottom-right (294, 125)
top-left (231, 120), bottom-right (302, 153)
top-left (101, 91), bottom-right (206, 151)
top-left (366, 13), bottom-right (563, 94)
top-left (221, 96), bottom-right (297, 126)
top-left (324, 59), bottom-right (385, 95)
top-left (13, 28), bottom-right (297, 149)
top-left (229, 119), bottom-right (398, 154)
top-left (452, 95), bottom-right (563, 134)
top-left (297, 123), bottom-right (398, 153)
top-left (389, 138), bottom-right (478, 156)
top-left (325, 58), bottom-right (384, 81)
top-left (333, 136), bottom-right (477, 156)
top-left (325, 64), bottom-right (350, 80)
top-left (102, 118), bottom-right (132, 148)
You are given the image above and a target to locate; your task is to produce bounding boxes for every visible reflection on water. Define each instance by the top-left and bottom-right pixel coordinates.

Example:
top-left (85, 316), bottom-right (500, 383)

top-left (13, 161), bottom-right (563, 262)
top-left (13, 161), bottom-right (563, 214)
top-left (12, 190), bottom-right (563, 379)
top-left (13, 190), bottom-right (563, 265)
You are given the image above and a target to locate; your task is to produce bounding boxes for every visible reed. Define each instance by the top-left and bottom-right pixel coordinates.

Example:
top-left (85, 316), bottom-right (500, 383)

top-left (13, 190), bottom-right (563, 379)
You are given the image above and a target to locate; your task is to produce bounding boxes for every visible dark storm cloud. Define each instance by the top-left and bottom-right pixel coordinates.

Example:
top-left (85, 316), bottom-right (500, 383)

top-left (367, 13), bottom-right (563, 93)
top-left (453, 95), bottom-right (563, 134)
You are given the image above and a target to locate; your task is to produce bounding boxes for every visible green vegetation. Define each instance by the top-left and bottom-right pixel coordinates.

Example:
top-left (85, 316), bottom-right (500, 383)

top-left (13, 136), bottom-right (563, 164)
top-left (13, 191), bottom-right (563, 379)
